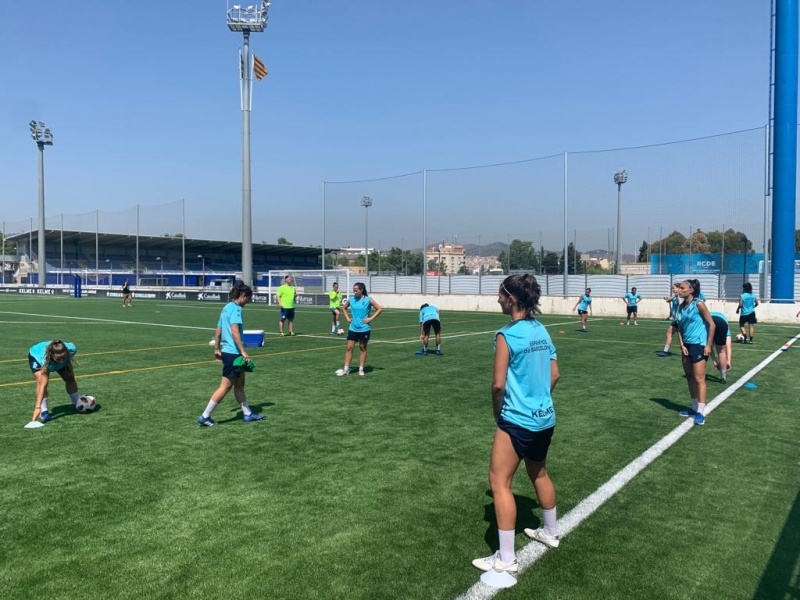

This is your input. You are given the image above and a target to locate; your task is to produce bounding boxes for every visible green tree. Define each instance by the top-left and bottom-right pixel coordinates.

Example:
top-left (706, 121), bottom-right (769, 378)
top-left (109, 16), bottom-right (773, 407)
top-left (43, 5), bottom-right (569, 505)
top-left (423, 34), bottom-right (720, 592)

top-left (541, 250), bottom-right (560, 274)
top-left (566, 242), bottom-right (584, 274)
top-left (497, 239), bottom-right (538, 272)
top-left (277, 237), bottom-right (293, 246)
top-left (681, 230), bottom-right (711, 254)
top-left (637, 240), bottom-right (649, 263)
top-left (457, 265), bottom-right (470, 275)
top-left (428, 258), bottom-right (446, 274)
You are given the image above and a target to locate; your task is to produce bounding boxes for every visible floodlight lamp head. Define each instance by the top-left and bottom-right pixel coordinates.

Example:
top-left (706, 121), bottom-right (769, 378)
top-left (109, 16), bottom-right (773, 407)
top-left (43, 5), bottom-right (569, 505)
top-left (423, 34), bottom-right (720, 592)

top-left (613, 170), bottom-right (628, 185)
top-left (360, 196), bottom-right (373, 208)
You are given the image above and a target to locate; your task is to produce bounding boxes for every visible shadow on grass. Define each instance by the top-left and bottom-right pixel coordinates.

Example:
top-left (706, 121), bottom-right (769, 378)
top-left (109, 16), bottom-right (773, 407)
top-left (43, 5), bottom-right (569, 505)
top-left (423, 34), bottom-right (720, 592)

top-left (481, 489), bottom-right (541, 550)
top-left (48, 403), bottom-right (103, 421)
top-left (220, 402), bottom-right (276, 424)
top-left (753, 485), bottom-right (800, 599)
top-left (649, 397), bottom-right (688, 414)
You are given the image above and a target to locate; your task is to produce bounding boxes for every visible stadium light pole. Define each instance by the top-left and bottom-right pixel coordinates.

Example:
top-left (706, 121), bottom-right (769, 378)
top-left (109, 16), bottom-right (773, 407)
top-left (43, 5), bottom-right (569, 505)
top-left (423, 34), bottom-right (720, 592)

top-left (741, 235), bottom-right (748, 286)
top-left (227, 1), bottom-right (270, 287)
top-left (198, 254), bottom-right (205, 289)
top-left (361, 196), bottom-right (372, 275)
top-left (613, 170), bottom-right (628, 275)
top-left (105, 258), bottom-right (112, 288)
top-left (30, 121), bottom-right (53, 288)
top-left (156, 256), bottom-right (163, 288)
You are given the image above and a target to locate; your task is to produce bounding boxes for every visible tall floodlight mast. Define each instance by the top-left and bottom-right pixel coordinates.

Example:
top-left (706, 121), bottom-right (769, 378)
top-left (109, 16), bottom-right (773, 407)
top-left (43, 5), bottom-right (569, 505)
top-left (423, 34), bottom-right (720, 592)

top-left (227, 2), bottom-right (270, 286)
top-left (30, 121), bottom-right (53, 288)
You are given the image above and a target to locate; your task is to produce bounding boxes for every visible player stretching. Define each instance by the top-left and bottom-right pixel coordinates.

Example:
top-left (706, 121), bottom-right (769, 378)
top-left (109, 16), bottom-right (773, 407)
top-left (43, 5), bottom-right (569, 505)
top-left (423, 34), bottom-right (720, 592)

top-left (418, 303), bottom-right (443, 355)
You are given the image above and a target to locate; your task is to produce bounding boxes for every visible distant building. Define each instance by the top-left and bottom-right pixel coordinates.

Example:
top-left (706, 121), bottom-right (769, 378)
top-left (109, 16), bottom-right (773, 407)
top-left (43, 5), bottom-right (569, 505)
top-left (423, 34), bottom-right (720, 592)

top-left (428, 242), bottom-right (466, 274)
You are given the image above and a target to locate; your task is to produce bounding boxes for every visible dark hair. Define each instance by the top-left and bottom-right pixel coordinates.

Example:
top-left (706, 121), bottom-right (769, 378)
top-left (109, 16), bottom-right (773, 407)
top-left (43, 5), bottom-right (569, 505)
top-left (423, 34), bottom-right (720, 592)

top-left (585, 288), bottom-right (591, 294)
top-left (420, 303), bottom-right (429, 310)
top-left (353, 282), bottom-right (367, 296)
top-left (631, 287), bottom-right (637, 292)
top-left (500, 274), bottom-right (541, 316)
top-left (229, 281), bottom-right (253, 301)
top-left (681, 278), bottom-right (701, 298)
top-left (742, 282), bottom-right (753, 293)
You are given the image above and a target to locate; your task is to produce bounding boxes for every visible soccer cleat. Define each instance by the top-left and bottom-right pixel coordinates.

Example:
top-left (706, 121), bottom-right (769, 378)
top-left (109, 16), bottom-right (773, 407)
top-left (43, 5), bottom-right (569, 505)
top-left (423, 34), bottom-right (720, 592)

top-left (335, 368), bottom-right (349, 377)
top-left (290, 332), bottom-right (296, 336)
top-left (471, 551), bottom-right (519, 573)
top-left (580, 328), bottom-right (587, 333)
top-left (626, 322), bottom-right (630, 326)
top-left (747, 340), bottom-right (753, 344)
top-left (679, 409), bottom-right (696, 417)
top-left (197, 416), bottom-right (217, 427)
top-left (435, 349), bottom-right (443, 355)
top-left (720, 376), bottom-right (727, 384)
top-left (243, 413), bottom-right (265, 422)
top-left (358, 369), bottom-right (365, 377)
top-left (656, 351), bottom-right (669, 357)
top-left (279, 333), bottom-right (285, 337)
top-left (634, 321), bottom-right (638, 325)
top-left (694, 413), bottom-right (705, 426)
top-left (422, 348), bottom-right (428, 355)
top-left (40, 411), bottom-right (52, 423)
top-left (524, 527), bottom-right (560, 548)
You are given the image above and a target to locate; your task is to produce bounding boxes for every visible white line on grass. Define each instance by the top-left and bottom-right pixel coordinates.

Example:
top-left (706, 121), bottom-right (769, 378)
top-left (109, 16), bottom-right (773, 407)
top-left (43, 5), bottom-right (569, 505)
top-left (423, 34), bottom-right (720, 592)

top-left (456, 332), bottom-right (800, 600)
top-left (0, 310), bottom-right (213, 331)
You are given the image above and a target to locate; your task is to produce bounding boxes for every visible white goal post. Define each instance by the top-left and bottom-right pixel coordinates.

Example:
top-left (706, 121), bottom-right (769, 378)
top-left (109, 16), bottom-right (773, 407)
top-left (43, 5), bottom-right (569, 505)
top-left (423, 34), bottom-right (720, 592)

top-left (265, 269), bottom-right (351, 306)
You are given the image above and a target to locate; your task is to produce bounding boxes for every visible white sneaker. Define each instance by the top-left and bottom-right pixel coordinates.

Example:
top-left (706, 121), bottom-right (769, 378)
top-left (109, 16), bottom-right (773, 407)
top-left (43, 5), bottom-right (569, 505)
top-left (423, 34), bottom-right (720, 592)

top-left (524, 527), bottom-right (560, 548)
top-left (471, 551), bottom-right (518, 573)
top-left (358, 369), bottom-right (365, 377)
top-left (634, 321), bottom-right (638, 325)
top-left (335, 368), bottom-right (349, 377)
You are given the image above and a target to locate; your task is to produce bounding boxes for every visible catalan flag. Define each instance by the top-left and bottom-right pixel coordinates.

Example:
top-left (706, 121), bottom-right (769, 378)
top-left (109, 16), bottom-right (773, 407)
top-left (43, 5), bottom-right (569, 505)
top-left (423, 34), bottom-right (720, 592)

top-left (253, 54), bottom-right (268, 80)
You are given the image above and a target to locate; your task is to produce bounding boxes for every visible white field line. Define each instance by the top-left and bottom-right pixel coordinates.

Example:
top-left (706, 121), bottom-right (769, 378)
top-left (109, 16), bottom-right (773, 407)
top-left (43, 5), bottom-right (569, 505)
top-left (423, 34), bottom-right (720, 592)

top-left (0, 311), bottom-right (213, 332)
top-left (456, 332), bottom-right (800, 600)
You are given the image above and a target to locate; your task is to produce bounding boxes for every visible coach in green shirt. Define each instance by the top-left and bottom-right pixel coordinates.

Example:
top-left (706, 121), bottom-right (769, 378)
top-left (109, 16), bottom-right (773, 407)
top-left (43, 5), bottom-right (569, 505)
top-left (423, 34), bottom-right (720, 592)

top-left (277, 275), bottom-right (297, 336)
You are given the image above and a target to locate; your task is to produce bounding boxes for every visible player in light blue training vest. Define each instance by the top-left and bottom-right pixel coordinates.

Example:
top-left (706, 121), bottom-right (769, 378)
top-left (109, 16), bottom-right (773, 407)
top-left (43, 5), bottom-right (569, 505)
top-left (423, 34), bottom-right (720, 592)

top-left (26, 340), bottom-right (81, 428)
top-left (736, 282), bottom-right (759, 344)
top-left (622, 287), bottom-right (642, 325)
top-left (676, 279), bottom-right (715, 426)
top-left (657, 282), bottom-right (682, 356)
top-left (572, 288), bottom-right (592, 332)
top-left (471, 274), bottom-right (561, 575)
top-left (197, 282), bottom-right (265, 427)
top-left (336, 282), bottom-right (383, 377)
top-left (709, 311), bottom-right (733, 383)
top-left (418, 303), bottom-right (442, 355)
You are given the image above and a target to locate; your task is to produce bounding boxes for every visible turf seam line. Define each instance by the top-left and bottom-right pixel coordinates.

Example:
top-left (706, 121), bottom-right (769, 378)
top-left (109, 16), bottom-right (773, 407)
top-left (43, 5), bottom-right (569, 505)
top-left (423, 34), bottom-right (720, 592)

top-left (456, 332), bottom-right (800, 599)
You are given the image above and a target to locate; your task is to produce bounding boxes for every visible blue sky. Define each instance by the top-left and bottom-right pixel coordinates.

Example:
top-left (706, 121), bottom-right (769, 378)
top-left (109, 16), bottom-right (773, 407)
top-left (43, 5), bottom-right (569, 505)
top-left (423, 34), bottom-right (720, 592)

top-left (0, 1), bottom-right (775, 252)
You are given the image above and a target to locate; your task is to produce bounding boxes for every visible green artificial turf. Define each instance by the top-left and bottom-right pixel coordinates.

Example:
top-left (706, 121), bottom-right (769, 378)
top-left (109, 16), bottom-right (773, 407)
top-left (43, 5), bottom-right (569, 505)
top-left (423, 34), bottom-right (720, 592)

top-left (1, 296), bottom-right (798, 599)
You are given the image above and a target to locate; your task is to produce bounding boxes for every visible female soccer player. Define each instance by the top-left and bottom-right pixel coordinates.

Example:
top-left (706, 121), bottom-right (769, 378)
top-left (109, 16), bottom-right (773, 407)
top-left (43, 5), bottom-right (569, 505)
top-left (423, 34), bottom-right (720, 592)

top-left (656, 283), bottom-right (682, 356)
top-left (572, 287), bottom-right (592, 332)
top-left (472, 274), bottom-right (560, 574)
top-left (328, 281), bottom-right (343, 334)
top-left (121, 279), bottom-right (132, 308)
top-left (709, 311), bottom-right (733, 383)
top-left (197, 282), bottom-right (264, 427)
top-left (736, 282), bottom-right (759, 344)
top-left (26, 339), bottom-right (82, 428)
top-left (676, 279), bottom-right (716, 426)
top-left (336, 282), bottom-right (382, 377)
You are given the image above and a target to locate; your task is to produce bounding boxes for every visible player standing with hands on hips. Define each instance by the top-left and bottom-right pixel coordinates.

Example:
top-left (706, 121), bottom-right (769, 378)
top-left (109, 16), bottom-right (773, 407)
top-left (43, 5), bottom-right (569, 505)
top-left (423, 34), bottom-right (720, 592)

top-left (277, 275), bottom-right (298, 336)
top-left (197, 282), bottom-right (264, 427)
top-left (622, 286), bottom-right (641, 325)
top-left (25, 340), bottom-right (82, 429)
top-left (472, 274), bottom-right (561, 574)
top-left (336, 282), bottom-right (382, 377)
top-left (676, 278), bottom-right (715, 426)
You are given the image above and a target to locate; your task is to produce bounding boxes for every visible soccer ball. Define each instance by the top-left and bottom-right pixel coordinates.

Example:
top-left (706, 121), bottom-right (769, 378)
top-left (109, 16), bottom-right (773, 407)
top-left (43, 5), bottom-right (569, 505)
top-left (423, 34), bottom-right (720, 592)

top-left (337, 328), bottom-right (345, 335)
top-left (736, 333), bottom-right (745, 343)
top-left (75, 395), bottom-right (97, 413)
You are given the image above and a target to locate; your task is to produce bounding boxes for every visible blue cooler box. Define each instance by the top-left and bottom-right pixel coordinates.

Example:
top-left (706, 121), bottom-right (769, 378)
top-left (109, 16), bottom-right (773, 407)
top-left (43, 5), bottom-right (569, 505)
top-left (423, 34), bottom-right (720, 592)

top-left (243, 330), bottom-right (265, 347)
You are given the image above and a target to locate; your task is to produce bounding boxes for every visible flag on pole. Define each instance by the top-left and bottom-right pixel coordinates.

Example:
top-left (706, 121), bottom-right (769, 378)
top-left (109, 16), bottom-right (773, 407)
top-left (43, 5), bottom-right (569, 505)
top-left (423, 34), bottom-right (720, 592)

top-left (253, 54), bottom-right (268, 80)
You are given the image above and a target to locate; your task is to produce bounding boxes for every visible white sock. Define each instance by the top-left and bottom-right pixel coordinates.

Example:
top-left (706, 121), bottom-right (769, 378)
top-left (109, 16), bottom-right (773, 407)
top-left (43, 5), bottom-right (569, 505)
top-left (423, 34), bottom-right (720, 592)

top-left (542, 507), bottom-right (558, 537)
top-left (358, 366), bottom-right (365, 373)
top-left (663, 345), bottom-right (670, 352)
top-left (239, 401), bottom-right (252, 416)
top-left (498, 529), bottom-right (516, 563)
top-left (436, 344), bottom-right (441, 350)
top-left (697, 402), bottom-right (706, 415)
top-left (691, 398), bottom-right (699, 413)
top-left (41, 397), bottom-right (49, 413)
top-left (202, 399), bottom-right (219, 419)
top-left (69, 392), bottom-right (81, 406)
top-left (720, 367), bottom-right (727, 379)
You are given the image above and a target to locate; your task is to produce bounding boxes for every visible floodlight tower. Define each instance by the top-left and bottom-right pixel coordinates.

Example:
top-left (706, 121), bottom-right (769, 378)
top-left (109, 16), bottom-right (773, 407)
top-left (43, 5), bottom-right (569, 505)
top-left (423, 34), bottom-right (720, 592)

top-left (361, 196), bottom-right (373, 275)
top-left (227, 1), bottom-right (270, 286)
top-left (30, 121), bottom-right (53, 288)
top-left (613, 170), bottom-right (628, 275)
